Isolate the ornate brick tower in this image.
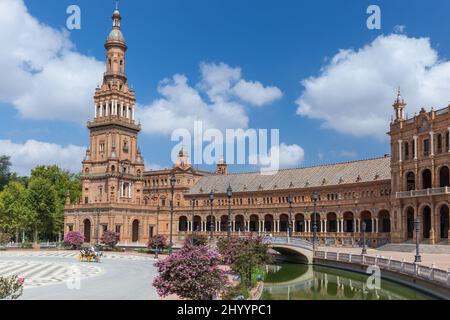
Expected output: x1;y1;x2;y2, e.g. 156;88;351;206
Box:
81;3;145;207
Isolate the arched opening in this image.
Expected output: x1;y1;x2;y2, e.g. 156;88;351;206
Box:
343;212;354;233
220;215;228;232
295;214;305;233
326;213;337;232
310;213;321;232
250;215;259;232
179;216;188;232
279;214;289;232
422;206;431;239
422;169;432;190
360;211;372;232
439;166;450;188
378;210;391;233
264;215;274;232
406;207;414;239
193;215;202;232
406;172;416;191
132;220;140;242
206;216;216;232
235;215;245;232
83;219;91;243
439;205;449;240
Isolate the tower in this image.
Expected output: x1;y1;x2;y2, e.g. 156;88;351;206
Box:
216;156;228;175
393;87;406;122
81;2;145;206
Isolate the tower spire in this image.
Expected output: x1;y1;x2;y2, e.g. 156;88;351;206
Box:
393;86;406;122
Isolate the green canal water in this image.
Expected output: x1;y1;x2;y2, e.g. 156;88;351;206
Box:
261;263;437;300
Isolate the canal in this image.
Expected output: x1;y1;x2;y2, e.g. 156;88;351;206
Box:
261;263;437;300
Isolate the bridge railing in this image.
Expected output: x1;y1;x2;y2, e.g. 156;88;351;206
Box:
315;250;450;288
268;237;313;250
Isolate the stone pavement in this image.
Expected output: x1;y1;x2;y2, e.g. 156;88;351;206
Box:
318;246;450;270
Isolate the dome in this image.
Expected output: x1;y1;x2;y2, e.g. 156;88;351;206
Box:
107;29;125;43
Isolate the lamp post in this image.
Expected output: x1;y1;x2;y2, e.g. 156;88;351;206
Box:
191;197;196;238
288;195;293;239
312;192;319;250
96;208;100;246
227;185;233;241
169;174;176;254
362;222;367;255
414;218;422;263
209;191;215;241
155;205;160;259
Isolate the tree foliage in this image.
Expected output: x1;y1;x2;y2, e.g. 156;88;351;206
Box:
0;275;24;300
153;243;228;300
101;231;120;248
64;231;85;250
219;236;272;287
0;156;12;192
147;235;167;250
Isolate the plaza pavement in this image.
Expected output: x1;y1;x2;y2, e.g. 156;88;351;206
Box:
318;246;450;270
0;251;159;300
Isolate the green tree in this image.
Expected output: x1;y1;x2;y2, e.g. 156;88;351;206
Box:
0;156;12;191
0;181;34;242
30;166;81;237
27;177;58;242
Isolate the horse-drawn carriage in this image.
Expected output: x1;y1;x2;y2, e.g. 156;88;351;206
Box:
79;247;103;263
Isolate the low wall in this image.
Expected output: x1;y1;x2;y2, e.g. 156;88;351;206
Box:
314;254;450;300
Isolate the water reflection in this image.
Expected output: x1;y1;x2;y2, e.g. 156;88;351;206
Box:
262;264;436;300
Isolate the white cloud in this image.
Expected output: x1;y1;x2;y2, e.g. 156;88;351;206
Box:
253;143;305;170
136;62;282;135
0;0;104;122
296;34;450;139
0;140;85;176
393;25;406;34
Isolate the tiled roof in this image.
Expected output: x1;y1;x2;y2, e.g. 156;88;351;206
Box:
188;156;391;195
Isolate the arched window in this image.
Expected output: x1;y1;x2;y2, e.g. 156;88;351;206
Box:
437;134;443;154
439;166;450;188
404;142;409;160
406;172;415;191
446;132;450;153
422;169;432;189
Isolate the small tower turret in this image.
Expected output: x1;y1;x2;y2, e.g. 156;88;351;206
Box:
393;87;407;122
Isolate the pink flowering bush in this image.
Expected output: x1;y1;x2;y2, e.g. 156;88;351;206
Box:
147;235;167;250
153;243;228;300
64;231;85;250
0;275;25;300
101;231;120;248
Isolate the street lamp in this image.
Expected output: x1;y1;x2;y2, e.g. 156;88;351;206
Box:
414;218;422;263
288;195;293;239
227;185;233;241
96;208;100;246
311;192;319;250
191;197;196;239
209;191;215;241
362;222;367;255
169;174;176;254
155;205;160;259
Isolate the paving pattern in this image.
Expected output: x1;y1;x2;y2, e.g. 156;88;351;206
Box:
0;251;154;261
0;260;103;288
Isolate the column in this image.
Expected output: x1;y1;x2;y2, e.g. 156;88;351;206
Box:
94;103;98;118
120;102;124;117
324;220;328;233
357;219;361;233
414;135;418;159
99;102;103;117
106;100;109;117
131;106;135;122
398;140;403;162
246;221;250;232
375;218;379;233
430;131;435;156
126;104;130;119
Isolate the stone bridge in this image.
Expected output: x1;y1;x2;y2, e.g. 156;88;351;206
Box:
265;237;314;264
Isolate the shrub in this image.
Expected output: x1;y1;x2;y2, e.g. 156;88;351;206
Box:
63;231;84;250
100;231;120;248
147;235;167;250
0;275;25;300
153;243;228;300
20;242;33;249
184;233;208;247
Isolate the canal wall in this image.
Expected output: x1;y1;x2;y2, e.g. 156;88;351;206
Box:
314;257;450;300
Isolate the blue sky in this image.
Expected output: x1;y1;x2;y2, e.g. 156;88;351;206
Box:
1;0;450;175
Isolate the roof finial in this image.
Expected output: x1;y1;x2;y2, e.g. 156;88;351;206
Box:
115;0;119;11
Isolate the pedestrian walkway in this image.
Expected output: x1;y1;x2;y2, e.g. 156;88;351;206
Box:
318;246;450;270
0;251;154;261
0;260;103;288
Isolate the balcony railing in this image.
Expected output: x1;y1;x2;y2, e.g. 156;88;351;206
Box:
396;187;450;199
